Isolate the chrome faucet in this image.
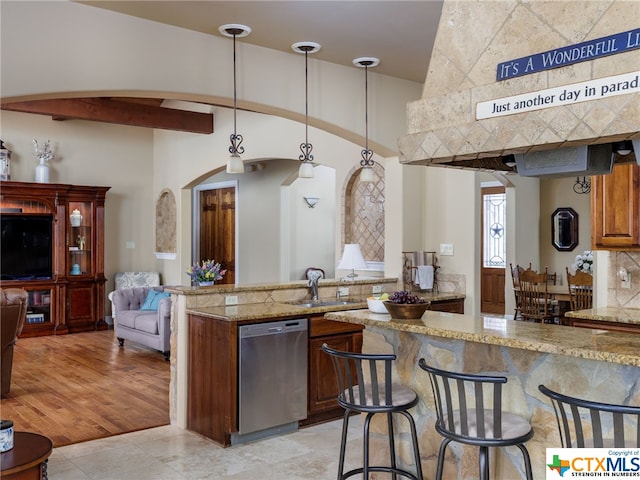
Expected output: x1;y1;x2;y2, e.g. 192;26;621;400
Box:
307;270;323;301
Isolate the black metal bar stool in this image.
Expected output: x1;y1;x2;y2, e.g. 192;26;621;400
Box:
322;343;423;480
539;384;640;448
418;359;534;480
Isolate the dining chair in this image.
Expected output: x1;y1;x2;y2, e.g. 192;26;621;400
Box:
518;267;556;323
539;384;640;448
565;268;593;311
510;263;531;320
419;359;533;480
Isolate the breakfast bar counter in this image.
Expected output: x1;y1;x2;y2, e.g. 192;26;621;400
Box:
325;309;640;479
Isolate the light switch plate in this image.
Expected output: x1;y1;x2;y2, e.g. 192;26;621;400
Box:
372;285;383;294
225;295;238;305
125;241;135;249
440;243;454;256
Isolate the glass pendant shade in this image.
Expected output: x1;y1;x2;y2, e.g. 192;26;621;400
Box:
226;153;244;174
298;161;314;178
359;166;375;182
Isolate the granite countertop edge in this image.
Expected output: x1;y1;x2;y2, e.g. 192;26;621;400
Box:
564;306;640;323
325;310;640;368
185;292;465;323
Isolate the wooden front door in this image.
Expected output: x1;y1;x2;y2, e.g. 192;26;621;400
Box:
480;186;506;314
199;187;235;284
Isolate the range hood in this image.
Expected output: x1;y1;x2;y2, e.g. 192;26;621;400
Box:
397;2;640;178
514;140;639;178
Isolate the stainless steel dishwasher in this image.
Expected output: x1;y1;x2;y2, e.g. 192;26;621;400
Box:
236;318;308;443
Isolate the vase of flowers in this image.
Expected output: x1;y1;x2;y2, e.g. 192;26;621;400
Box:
33;139;55;183
187;259;226;286
572;250;593;274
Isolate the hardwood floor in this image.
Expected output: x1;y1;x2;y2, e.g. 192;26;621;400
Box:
0;329;170;447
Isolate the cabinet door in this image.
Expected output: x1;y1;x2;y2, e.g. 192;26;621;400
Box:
308;332;362;417
66;283;95;332
592;164;640;250
67;201;94;276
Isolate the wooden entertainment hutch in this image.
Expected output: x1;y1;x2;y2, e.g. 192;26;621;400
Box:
0;181;110;337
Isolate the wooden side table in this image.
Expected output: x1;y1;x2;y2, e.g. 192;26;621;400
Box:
0;432;53;480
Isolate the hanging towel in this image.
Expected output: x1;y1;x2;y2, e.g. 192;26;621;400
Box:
412;251;427;266
416;265;434;290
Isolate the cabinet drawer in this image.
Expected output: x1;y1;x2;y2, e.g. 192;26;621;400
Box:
309;317;364;338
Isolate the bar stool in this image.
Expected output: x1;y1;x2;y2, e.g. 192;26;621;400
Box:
539;384;640;447
418;359;533;480
322;343;423;480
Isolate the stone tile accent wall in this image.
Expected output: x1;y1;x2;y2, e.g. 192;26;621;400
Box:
399;0;640;166
609;251;640;308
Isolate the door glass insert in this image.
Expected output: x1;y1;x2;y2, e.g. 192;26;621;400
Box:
483;192;506;268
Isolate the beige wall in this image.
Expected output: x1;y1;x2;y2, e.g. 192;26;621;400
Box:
1;111;157;297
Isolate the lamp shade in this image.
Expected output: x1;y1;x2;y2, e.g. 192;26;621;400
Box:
337;243;367;273
226;153;244;174
359;166;375;182
299;161;314;178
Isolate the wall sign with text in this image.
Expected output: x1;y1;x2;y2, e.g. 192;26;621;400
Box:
477;71;639;120
497;28;640;81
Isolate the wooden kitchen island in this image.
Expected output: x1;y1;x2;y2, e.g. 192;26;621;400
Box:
325;309;640;480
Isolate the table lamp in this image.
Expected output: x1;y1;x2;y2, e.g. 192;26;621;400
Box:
337;243;367;279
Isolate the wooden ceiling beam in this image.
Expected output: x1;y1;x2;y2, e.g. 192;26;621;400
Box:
1;98;213;134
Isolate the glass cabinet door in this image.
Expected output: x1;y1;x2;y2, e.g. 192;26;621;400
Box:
68;201;93;276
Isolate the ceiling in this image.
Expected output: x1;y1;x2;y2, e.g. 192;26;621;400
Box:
77;1;444;83
3;1;443;133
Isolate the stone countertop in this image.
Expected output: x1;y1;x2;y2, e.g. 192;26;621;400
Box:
185;292;465;323
564;307;640;323
325;309;640;367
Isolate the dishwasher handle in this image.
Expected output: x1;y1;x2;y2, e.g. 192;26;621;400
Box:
239;318;308;339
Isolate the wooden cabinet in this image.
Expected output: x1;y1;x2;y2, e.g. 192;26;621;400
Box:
429;298;464;314
304;316;363;426
591;163;640;250
0;181;110;336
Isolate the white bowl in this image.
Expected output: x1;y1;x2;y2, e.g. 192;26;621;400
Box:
367;297;389;314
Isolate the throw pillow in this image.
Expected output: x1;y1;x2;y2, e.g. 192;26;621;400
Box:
140;290;170;311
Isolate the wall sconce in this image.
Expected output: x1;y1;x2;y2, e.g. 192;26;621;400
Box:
303;196;319;208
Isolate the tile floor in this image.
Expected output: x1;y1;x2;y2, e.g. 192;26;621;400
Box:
48;419;364;480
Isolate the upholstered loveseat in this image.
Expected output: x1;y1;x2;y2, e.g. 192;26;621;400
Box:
112;286;171;360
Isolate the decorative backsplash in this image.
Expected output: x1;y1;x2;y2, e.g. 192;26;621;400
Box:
609;251;640;308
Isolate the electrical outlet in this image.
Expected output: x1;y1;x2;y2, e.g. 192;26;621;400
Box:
372;285;382;294
225;295;238;305
440;243;453;256
621;272;632;289
338;287;349;297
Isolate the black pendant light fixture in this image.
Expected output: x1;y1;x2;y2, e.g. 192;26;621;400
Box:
292;41;321;179
219;24;251;174
353;57;379;182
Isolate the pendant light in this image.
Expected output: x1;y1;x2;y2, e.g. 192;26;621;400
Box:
219;24;251;174
292;42;321;178
353;57;379;182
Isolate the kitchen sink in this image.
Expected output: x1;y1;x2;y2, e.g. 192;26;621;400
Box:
288;299;361;308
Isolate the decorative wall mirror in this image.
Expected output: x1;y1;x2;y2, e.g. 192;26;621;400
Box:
551;207;578;251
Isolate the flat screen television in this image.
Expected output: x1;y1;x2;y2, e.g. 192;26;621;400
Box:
0;215;53;280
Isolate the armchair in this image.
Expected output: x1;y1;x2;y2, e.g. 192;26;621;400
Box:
1;287;28;397
112;286;171;360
